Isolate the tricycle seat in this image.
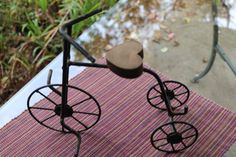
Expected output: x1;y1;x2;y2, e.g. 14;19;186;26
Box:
106;40;143;79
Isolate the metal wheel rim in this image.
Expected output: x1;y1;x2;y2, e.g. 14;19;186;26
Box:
27;84;101;133
151;121;198;153
147;80;190;110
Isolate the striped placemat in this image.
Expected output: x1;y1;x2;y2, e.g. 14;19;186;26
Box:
0;66;236;157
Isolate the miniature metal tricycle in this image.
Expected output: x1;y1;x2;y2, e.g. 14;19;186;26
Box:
27;8;198;156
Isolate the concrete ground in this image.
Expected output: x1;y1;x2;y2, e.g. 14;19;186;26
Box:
145;20;236;112
137;1;236;113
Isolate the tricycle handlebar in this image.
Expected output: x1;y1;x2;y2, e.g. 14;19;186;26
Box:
59;8;106;63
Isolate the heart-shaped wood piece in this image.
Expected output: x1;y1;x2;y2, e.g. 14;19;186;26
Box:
106;40;143;78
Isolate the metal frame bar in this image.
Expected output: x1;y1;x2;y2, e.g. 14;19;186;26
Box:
192;0;236;82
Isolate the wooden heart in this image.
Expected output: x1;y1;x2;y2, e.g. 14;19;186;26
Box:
106;40;143;79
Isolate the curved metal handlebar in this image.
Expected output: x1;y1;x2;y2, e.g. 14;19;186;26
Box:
59;8;106;63
143;68;188;117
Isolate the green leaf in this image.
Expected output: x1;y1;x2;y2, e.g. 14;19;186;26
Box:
38;0;48;13
11;55;31;71
25;13;42;36
1;76;9;84
214;0;221;5
35;54;55;68
32;46;42;58
101;0;117;8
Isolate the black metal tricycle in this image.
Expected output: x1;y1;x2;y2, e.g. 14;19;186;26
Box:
27;8;198;157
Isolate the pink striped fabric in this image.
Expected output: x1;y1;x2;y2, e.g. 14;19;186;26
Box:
0;66;236;157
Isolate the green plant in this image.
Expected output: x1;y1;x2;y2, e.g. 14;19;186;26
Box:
0;0;117;105
214;0;221;5
37;0;49;13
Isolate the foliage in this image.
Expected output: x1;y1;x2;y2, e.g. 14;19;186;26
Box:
0;0;117;104
214;0;221;5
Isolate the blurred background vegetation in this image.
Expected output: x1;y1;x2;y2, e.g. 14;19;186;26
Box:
0;0;117;105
